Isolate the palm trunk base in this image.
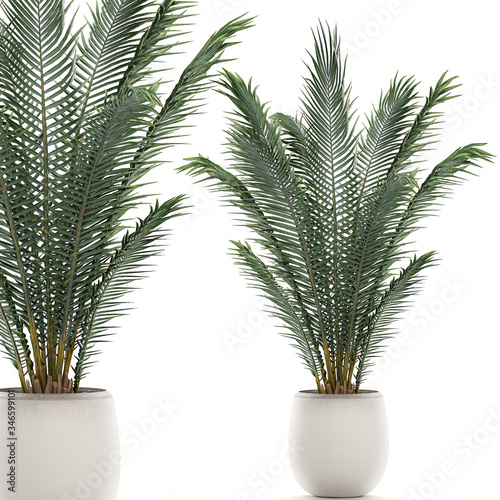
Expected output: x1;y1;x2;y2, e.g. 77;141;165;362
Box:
321;380;356;394
24;374;74;394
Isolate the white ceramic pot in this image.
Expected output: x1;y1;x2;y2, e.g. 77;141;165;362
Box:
289;390;389;498
0;388;120;500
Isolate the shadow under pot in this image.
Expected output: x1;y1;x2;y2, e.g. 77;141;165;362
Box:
289;390;389;498
0;388;120;500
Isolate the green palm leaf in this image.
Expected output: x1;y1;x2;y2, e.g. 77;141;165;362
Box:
0;0;252;393
182;23;492;394
232;240;324;391
355;251;437;389
73;196;185;390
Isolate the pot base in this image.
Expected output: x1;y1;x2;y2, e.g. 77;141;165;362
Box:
0;388;120;500
289;390;389;498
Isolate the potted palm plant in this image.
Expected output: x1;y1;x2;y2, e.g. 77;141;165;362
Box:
0;1;250;499
182;24;492;498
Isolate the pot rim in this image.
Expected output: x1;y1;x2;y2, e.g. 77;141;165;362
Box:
0;387;112;400
296;389;382;399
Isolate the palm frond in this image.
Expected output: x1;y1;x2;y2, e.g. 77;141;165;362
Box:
129;15;254;174
398;144;492;224
0;272;28;390
355;252;438;389
356;75;419;205
0;0;251;392
220;70;338;385
73;196;185;390
117;0;194;92
77;0;157;109
232;240;324;391
182;23;492;393
390;72;460;172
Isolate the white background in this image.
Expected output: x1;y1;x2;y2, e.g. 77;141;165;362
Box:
1;1;499;499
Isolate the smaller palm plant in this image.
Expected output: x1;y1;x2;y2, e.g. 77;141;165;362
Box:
182;24;492;394
0;0;251;393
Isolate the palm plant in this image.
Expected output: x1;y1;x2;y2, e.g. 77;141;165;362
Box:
0;0;251;393
182;24;492;394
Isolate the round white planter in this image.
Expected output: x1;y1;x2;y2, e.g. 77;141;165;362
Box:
0;388;120;500
289;390;389;498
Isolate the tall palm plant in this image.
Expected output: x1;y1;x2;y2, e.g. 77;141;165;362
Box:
0;0;251;393
182;24;492;394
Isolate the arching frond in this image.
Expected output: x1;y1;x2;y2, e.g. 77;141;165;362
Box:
0;0;252;392
181;23;492;393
